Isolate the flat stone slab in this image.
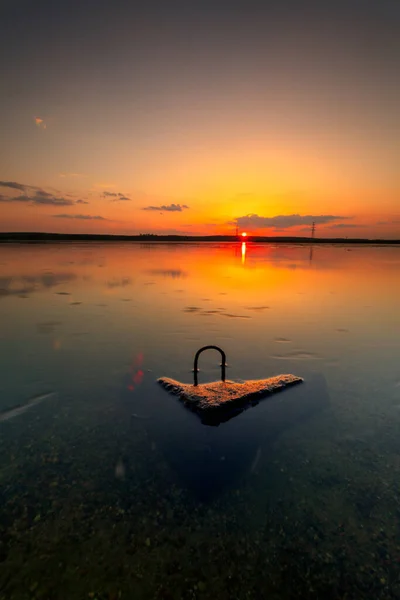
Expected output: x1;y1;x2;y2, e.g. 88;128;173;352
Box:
158;375;303;423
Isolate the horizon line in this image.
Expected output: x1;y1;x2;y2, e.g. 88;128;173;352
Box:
0;232;399;244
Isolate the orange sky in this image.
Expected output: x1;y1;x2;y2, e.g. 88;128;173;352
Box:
0;1;399;239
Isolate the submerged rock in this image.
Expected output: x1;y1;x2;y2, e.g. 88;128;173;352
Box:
158;375;303;425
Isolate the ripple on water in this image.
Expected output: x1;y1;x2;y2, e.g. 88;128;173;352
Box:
324;359;340;366
273;337;292;343
183;305;251;319
36;321;62;334
270;350;320;360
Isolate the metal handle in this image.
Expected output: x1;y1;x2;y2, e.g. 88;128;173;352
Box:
193;345;226;386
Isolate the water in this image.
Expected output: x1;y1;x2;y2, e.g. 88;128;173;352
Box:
0;242;399;599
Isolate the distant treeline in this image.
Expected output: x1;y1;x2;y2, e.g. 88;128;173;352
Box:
0;232;399;244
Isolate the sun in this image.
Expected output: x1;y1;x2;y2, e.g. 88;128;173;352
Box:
241;232;247;237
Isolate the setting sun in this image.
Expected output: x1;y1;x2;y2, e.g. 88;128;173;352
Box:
241;232;247;237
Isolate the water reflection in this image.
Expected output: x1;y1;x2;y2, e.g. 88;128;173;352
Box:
241;241;246;265
106;277;132;288
0;242;400;597
146;268;188;279
0;271;76;297
127;352;145;392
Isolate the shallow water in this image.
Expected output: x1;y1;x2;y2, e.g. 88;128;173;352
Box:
0;242;399;599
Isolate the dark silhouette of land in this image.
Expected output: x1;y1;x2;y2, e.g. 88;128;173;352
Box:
0;232;399;244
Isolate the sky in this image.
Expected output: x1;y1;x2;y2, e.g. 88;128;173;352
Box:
0;0;399;238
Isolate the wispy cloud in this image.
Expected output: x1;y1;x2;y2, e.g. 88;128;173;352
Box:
53;214;107;220
0;182;89;206
231;214;351;230
34;116;46;129
377;219;400;225
0;180;28;191
328;223;366;229
103;191;131;201
142;203;189;212
0;195;29;203
59;172;85;178
0;190;75;206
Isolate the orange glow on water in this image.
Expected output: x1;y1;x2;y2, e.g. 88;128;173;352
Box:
0;243;398;337
241;242;246;265
128;352;144;392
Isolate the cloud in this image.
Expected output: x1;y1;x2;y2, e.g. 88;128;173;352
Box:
232;214;351;230
328;223;366;229
142;203;189;212
59;173;84;178
12;190;75;206
0;180;28;191
377;220;400;225
35;190;52;198
53;214;107;220
34;194;75;206
0;188;88;206
35;116;46;129
0;194;27;203
103;191;131;201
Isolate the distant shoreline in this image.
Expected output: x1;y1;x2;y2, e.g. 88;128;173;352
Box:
0;232;399;245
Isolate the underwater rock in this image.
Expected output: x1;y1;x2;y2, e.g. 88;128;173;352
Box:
150;373;329;499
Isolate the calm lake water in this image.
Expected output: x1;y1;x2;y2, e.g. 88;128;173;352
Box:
0;242;399;599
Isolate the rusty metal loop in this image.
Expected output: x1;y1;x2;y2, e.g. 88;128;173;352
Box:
193;345;226;386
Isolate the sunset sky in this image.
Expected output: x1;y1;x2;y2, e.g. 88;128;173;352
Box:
0;0;399;238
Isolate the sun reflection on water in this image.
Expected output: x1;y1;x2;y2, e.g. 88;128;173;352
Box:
241;241;246;265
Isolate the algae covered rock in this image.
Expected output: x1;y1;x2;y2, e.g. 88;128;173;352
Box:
158;374;303;425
